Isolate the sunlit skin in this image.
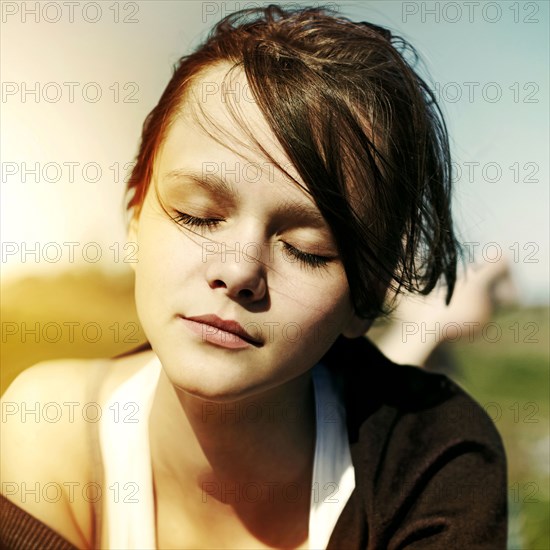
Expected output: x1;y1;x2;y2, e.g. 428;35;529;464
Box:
126;64;371;548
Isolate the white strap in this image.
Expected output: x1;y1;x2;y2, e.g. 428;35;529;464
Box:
309;363;356;549
98;357;161;549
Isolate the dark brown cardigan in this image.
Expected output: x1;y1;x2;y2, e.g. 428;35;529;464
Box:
0;336;507;549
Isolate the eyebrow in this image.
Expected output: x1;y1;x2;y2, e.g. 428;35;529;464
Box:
162;169;329;230
163;169;236;201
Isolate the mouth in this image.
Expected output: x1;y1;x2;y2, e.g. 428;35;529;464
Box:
179;314;264;348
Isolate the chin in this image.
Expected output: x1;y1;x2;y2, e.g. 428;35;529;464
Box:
162;356;270;404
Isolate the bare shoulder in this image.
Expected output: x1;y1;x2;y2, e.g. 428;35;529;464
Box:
0;351;153;548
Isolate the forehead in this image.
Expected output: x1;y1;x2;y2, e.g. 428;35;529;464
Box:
156;63;302;188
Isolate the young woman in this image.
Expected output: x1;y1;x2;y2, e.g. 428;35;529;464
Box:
1;5;507;549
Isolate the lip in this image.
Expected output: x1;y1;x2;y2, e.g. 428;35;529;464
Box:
179;314;264;349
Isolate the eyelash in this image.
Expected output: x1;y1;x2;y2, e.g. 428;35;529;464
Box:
173;212;331;270
282;243;330;269
173;212;223;229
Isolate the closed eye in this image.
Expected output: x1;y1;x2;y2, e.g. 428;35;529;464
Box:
283;242;331;269
173;212;333;270
173;212;224;229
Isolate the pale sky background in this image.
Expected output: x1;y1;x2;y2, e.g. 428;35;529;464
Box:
1;0;548;304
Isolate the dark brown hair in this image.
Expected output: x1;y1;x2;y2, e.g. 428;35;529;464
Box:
126;4;458;321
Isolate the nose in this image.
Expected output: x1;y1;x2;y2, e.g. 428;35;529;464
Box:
205;242;267;303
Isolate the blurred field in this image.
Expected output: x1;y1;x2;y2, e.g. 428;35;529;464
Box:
1;270;548;548
451;307;549;549
1;269;147;393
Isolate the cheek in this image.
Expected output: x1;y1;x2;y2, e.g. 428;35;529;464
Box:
136;214;203;278
274;271;352;345
133;217;190;318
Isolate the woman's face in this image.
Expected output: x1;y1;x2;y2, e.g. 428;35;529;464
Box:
130;65;369;401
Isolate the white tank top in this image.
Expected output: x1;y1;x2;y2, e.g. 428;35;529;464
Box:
98;356;355;549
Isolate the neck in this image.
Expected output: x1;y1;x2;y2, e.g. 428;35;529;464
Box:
149;365;316;499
